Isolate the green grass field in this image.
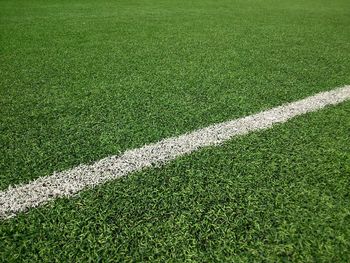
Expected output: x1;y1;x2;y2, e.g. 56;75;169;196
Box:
1;0;350;261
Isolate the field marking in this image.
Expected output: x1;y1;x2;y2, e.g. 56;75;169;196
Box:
1;85;350;219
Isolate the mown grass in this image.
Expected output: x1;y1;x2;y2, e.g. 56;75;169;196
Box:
1;0;350;189
1;100;350;262
1;0;350;261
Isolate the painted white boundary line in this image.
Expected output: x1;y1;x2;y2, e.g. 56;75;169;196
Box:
1;85;350;219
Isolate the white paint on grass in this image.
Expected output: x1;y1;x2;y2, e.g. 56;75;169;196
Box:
1;85;350;219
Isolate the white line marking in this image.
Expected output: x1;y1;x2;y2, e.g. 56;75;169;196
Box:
1;85;350;219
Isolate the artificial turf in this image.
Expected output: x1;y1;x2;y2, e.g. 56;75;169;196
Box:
1;0;350;261
1;100;350;262
1;0;350;189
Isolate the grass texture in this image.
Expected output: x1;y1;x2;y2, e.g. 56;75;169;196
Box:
1;100;350;262
1;0;350;261
1;0;350;189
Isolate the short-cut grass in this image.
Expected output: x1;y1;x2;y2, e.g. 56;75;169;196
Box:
1;0;350;261
1;100;350;262
1;0;350;189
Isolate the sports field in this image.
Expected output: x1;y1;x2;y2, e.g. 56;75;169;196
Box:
1;0;350;261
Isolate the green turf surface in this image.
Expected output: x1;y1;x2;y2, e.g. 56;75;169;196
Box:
1;0;350;260
1;0;350;189
1;101;350;262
